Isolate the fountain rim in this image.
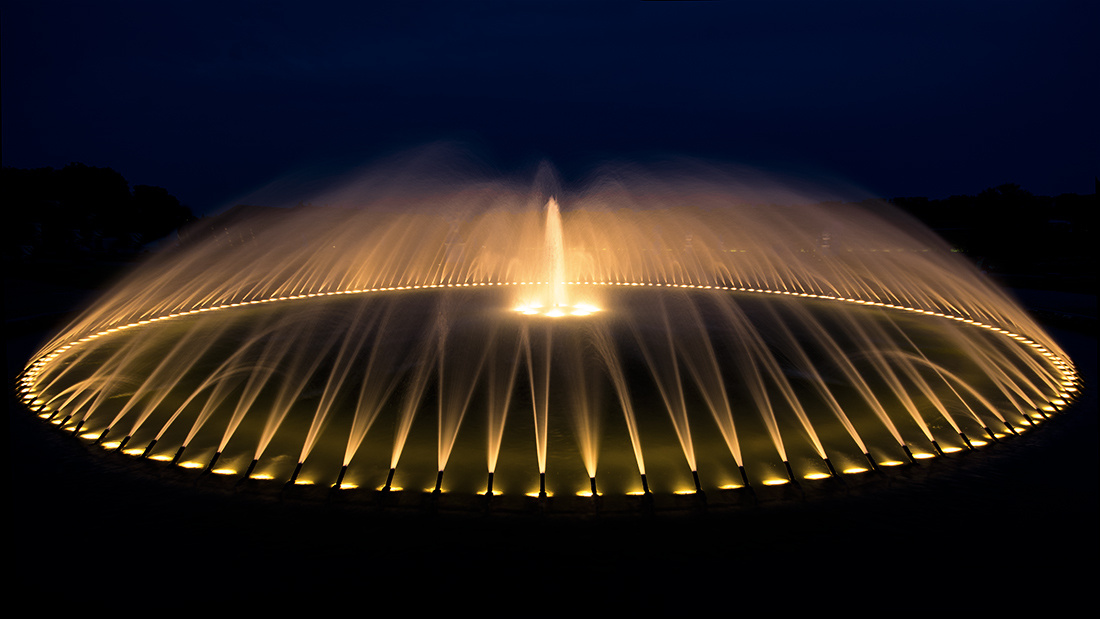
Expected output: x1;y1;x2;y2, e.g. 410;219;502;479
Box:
16;279;1082;507
22;279;1074;382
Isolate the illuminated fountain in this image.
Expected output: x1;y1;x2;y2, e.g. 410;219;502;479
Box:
17;164;1079;508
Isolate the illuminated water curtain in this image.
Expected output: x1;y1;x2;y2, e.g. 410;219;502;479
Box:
19;173;1077;500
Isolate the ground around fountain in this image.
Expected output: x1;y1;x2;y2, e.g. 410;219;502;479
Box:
7;273;1097;612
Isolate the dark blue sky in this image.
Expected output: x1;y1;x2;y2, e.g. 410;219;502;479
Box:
3;0;1097;214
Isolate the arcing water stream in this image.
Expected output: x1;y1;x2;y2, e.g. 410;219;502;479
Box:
18;166;1078;502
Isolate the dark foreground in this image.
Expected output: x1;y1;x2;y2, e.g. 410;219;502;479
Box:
9;314;1097;612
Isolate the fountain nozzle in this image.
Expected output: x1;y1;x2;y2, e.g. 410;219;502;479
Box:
141;439;158;458
864;452;879;472
204;451;221;473
783;460;796;483
902;445;917;464
288;461;303;484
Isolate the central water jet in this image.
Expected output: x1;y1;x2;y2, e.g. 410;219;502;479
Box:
17;161;1078;508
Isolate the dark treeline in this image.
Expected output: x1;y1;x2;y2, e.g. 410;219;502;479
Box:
888;183;1096;292
3;164;1094;294
4;163;193;263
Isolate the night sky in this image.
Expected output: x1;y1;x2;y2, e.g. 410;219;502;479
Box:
3;0;1097;215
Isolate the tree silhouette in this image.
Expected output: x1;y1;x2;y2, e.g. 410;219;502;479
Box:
3;163;193;261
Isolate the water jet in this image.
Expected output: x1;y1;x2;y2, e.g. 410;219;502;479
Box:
18;163;1078;513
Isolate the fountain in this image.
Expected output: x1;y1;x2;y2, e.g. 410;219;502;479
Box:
17;162;1079;510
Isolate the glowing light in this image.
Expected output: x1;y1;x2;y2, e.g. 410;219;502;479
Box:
179;461;203;469
843;467;868;474
18;165;1075;503
212;468;236;475
513;301;602;318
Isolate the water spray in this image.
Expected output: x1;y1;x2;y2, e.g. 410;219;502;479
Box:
17;163;1076;506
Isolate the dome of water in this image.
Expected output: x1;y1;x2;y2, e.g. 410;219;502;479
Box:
19;164;1078;509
